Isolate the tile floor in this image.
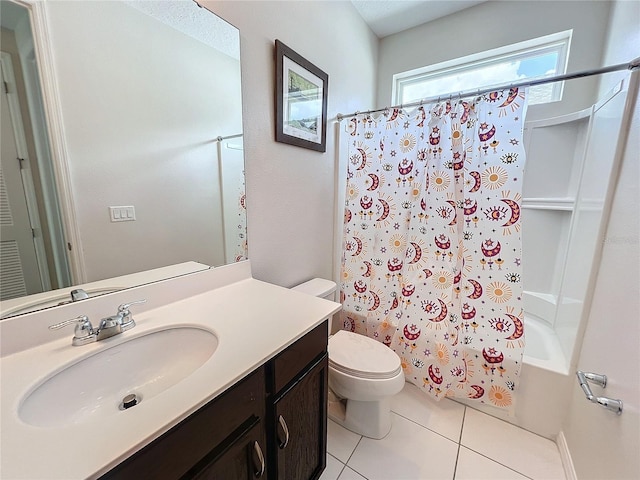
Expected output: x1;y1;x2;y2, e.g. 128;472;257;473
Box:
321;382;566;480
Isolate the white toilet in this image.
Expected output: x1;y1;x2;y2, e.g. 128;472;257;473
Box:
292;278;405;439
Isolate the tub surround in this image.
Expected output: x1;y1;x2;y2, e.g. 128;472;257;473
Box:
0;261;341;479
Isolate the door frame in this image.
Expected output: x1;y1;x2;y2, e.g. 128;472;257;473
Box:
1;51;50;291
15;0;86;284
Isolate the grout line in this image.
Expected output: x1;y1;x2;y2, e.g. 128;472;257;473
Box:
342;436;370;480
458;405;467;444
459;408;534;479
328;453;347;480
451;406;467;479
344;465;371;480
464;404;556;443
345;435;364;465
325;452;346;480
452;444;462;479
462;446;535;479
390;410;461;445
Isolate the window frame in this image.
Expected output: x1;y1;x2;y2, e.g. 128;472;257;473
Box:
392;30;572;106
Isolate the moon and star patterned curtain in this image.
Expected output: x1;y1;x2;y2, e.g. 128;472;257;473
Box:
339;88;528;409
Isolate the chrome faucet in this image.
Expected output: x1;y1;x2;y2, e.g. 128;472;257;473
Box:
70;288;90;301
49;300;146;346
56;288;90;306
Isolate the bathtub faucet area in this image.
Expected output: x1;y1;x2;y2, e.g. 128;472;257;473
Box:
576;370;623;414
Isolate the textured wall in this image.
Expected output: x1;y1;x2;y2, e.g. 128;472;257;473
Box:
204;1;378;287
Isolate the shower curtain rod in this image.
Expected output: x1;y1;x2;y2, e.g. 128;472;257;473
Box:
336;57;640;121
215;133;243;141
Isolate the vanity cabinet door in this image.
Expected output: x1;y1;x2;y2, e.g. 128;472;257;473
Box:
270;354;328;480
188;418;267;480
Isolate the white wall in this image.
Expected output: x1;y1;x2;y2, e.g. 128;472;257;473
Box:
377;0;611;121
203;1;378;287
45;1;242;281
561;1;640;478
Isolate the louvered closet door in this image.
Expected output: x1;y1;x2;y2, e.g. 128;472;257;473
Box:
0;61;41;300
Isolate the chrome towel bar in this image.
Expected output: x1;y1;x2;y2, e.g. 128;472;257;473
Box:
576;370;623;415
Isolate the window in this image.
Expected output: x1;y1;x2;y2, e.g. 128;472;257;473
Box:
393;30;572;106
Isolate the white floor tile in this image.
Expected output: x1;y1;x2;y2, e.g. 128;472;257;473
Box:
347;412;458;480
338;467;368;480
320;453;346;480
461;408;565;479
328;419;362;464
455;446;529;479
391;381;466;442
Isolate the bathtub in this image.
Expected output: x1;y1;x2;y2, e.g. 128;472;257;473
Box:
523;314;569;375
455;314;573;440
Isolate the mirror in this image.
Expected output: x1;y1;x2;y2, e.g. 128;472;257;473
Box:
0;0;246;318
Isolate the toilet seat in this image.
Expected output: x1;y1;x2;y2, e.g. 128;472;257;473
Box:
328;330;402;380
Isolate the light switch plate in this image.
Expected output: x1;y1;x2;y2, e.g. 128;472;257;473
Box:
109;206;136;222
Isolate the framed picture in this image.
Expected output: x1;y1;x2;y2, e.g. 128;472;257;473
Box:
275;40;328;152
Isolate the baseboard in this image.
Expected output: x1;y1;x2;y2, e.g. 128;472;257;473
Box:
557;431;577;480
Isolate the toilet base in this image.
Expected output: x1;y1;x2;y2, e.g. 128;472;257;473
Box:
328;394;393;439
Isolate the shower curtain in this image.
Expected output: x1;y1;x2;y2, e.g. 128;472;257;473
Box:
339;88;528;409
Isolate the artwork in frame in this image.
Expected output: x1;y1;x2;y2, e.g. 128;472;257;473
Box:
275;40;328;152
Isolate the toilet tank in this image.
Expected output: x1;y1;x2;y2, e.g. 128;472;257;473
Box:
291;278;336;300
292;278;338;334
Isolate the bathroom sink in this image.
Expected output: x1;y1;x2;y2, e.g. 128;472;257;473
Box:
19;327;218;428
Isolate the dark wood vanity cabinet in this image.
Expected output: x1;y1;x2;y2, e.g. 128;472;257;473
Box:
188;418;266;479
267;323;329;480
269;355;328;480
100;321;328;480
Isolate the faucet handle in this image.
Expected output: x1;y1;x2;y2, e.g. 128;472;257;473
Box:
49;315;96;345
118;299;147;314
49;315;93;332
118;299;146;331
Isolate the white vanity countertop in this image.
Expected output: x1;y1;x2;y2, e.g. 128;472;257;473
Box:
0;264;341;479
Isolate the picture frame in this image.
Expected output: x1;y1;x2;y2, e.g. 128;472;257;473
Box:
275;40;328;152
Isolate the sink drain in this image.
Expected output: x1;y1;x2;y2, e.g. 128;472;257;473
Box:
119;393;141;410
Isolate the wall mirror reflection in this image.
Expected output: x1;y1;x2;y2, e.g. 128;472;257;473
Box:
0;0;247;318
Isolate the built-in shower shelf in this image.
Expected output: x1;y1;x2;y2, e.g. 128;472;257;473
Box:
524;107;591;129
523;290;558;323
522;197;575;211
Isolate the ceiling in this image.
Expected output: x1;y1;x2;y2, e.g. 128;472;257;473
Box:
351;0;486;38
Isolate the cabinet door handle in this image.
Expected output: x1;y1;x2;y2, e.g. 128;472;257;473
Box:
277;414;290;449
252;440;265;478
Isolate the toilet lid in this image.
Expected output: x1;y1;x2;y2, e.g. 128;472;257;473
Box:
328;330;402;380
